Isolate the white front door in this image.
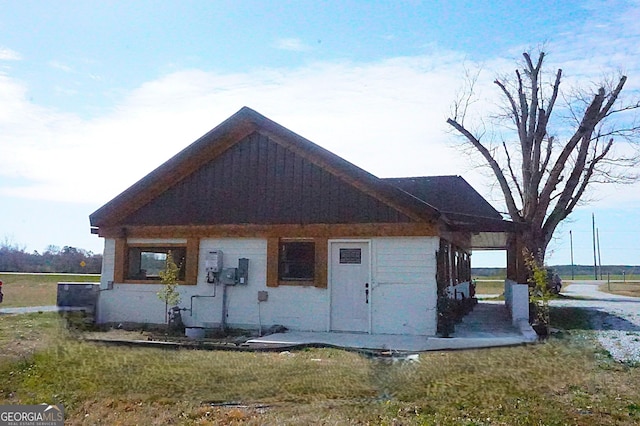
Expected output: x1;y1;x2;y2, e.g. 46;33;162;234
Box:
330;241;370;333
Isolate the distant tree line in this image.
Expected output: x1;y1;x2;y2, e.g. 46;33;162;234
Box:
472;265;639;278
0;243;102;274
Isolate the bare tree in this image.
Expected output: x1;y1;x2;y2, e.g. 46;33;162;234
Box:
447;51;640;265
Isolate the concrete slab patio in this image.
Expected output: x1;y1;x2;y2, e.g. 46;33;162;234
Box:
247;301;537;352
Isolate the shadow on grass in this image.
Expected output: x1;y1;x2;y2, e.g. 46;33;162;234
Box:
551;306;640;332
557;291;640;303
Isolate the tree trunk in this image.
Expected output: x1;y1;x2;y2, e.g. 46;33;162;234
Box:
521;228;549;264
516;225;553;283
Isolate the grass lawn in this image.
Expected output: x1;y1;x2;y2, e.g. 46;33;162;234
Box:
0;273;100;308
1;311;639;425
473;279;505;295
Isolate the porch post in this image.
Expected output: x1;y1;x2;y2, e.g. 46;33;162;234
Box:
506;234;517;281
507;232;527;284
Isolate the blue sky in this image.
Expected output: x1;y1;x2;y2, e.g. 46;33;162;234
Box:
1;0;639;267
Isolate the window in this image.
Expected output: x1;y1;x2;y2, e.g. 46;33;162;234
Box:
127;246;186;281
278;241;315;281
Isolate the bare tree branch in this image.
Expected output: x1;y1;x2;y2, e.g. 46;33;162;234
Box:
446;117;521;220
502;139;524;201
446;50;640;263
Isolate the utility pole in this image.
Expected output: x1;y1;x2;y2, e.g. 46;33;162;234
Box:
570;230;575;280
592;213;597;280
597;228;603;280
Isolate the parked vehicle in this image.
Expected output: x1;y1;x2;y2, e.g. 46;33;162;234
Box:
546;268;562;294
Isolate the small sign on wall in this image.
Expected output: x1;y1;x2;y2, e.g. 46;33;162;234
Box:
339;248;361;264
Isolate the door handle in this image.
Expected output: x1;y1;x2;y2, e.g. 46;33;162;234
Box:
365;282;369;304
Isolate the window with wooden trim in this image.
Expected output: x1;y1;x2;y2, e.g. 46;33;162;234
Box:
114;239;199;285
267;237;327;288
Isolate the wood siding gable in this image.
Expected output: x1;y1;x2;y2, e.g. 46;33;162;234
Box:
123;132;413;225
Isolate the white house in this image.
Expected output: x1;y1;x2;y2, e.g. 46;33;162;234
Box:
90;107;519;336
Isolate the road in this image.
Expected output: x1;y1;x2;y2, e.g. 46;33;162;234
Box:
0;305;85;315
553;281;640;363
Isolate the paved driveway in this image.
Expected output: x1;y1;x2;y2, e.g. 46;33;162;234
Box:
553;281;640;363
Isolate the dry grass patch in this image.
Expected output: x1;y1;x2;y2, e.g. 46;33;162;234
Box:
2;311;640;424
599;282;640;298
473;279;505;295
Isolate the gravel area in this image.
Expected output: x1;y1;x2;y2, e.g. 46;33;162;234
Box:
552;281;640;363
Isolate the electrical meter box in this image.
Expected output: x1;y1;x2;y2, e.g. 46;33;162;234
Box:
237;258;249;285
221;268;237;286
205;250;223;273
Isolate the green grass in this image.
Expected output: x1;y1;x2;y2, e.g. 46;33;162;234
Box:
0;273;100;307
0;312;64;365
1;311;640;424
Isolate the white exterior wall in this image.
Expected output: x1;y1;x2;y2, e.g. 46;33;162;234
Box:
98;238;192;325
97;236;439;335
199;238;329;331
97;238;329;331
370;237;439;335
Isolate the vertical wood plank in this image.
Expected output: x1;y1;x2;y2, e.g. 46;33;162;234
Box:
314;237;328;288
114;238;126;283
266;237;280;287
186;238;200;285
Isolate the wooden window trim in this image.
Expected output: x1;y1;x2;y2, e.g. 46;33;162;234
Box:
114;239;199;285
267;237;327;288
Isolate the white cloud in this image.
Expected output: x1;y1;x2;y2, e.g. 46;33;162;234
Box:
0;47;21;61
0;51;484;205
2;3;640;214
273;37;312;52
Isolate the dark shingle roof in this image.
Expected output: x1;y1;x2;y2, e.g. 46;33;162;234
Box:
384;176;520;232
383;176;503;220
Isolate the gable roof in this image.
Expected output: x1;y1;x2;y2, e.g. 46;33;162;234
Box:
384;176;520;232
90;107;442;231
383;176;502;219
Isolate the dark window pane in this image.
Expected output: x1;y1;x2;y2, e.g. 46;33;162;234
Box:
279;242;315;280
